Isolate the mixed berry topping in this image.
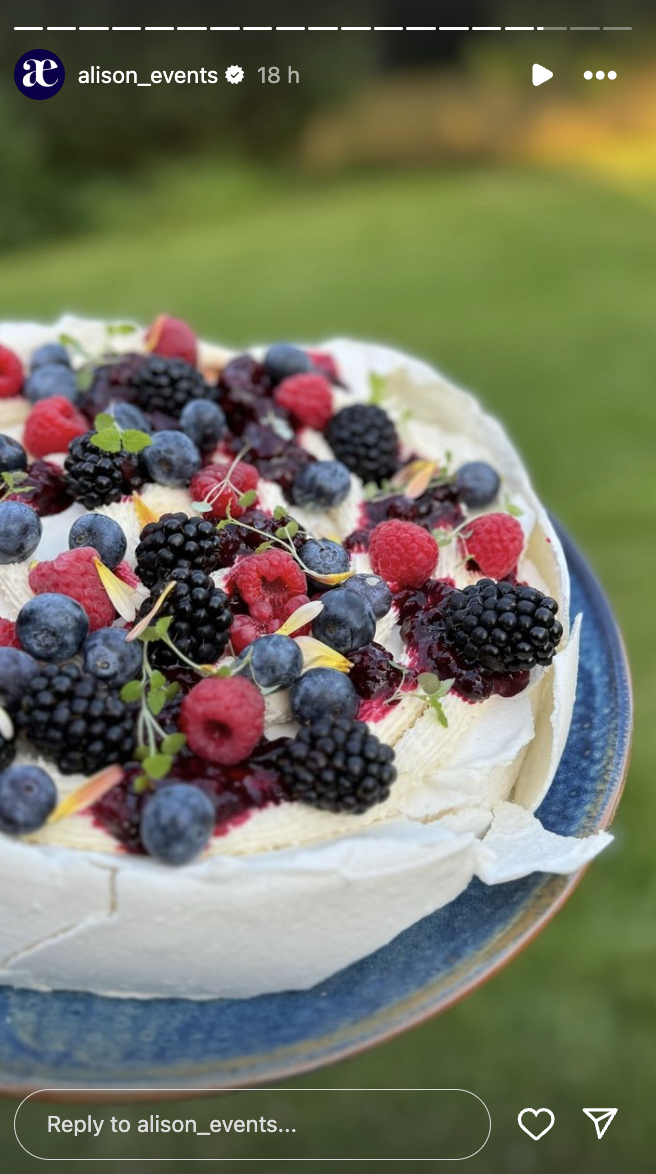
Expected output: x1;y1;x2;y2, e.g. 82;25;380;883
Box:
0;320;567;866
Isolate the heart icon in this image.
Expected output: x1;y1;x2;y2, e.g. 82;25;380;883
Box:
517;1108;555;1140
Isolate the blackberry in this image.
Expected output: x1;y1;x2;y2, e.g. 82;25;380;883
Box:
135;512;222;588
276;715;396;814
137;567;233;670
64;431;145;510
443;579;564;675
17;662;136;776
78;353;146;425
131;355;214;419
231;422;315;499
326;404;398;485
0;729;16;773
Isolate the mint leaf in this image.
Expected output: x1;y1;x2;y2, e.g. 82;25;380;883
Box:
273;505;287;521
138;625;161;643
122;429;152;454
120;679;143;703
149;670;167;691
90;427;121;454
417;672;441;696
133;774;150;793
155;616;173;639
164;681;180;701
193;501;213;513
94;413;115;431
254;540;274;553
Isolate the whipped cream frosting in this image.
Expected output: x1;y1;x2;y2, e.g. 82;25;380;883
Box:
0;317;611;998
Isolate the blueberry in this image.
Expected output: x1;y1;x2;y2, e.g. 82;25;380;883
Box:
299;538;350;579
24;363;78;404
83;627;143;686
234;633;303;692
0;434;28;474
0;501;42;565
311;588;376;654
110;401;151;433
342;573;393;620
291;667;359;725
180;398;227;453
142;430;201;488
455;461;500;508
140;783;215;865
264;342;312;385
30;342;71;370
69;513;127;569
0;648;39;712
0;765;57;836
16;593;89;661
291;460;351;509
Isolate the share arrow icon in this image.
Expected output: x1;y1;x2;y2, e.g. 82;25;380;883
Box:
583;1108;618;1139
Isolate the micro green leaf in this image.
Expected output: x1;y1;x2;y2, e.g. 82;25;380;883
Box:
161;732;187;756
142;753;173;781
120;679;143;704
237;489;257;509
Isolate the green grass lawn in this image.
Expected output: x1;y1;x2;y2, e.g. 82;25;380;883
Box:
0;163;654;1171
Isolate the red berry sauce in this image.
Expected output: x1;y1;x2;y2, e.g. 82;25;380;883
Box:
396;579;529;703
91;738;291;853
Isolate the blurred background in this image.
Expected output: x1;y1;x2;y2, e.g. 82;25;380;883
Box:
0;1;654;1169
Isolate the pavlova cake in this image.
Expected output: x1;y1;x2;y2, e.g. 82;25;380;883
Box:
0;315;611;999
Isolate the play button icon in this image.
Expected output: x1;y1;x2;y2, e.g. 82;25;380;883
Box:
532;63;553;86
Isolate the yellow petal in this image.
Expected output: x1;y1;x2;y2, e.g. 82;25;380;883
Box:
295;636;352;673
391;459;437;493
94;559;140;622
276;600;324;636
125;580;176;642
404;463;439;500
306;568;354;586
133;492;159;528
49;765;124;823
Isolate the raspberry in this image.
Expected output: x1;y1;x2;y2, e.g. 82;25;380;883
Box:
307;350;340;383
24;396;88;459
145;315;198;367
369;519;438;588
180;677;265;765
0;345;23;398
114;561;140;589
230;614;265;654
0;619;21;648
274;373;333;431
189;461;259;520
234;549;306;626
28;547;116;631
463;513;524;580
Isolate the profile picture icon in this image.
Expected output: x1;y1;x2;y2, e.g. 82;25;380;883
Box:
14;49;65;99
